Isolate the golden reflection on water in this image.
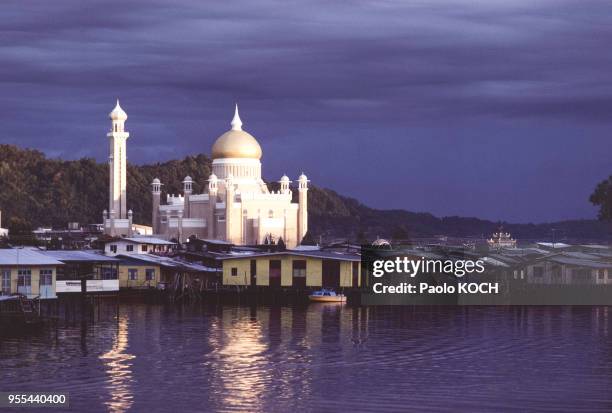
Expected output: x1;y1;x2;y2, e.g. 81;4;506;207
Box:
99;315;135;413
206;307;269;410
204;304;369;410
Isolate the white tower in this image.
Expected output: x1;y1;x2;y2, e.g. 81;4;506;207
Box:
108;100;129;219
151;178;162;233
279;175;291;194
298;173;309;243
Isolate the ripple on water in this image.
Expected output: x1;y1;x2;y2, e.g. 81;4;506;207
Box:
2;303;612;412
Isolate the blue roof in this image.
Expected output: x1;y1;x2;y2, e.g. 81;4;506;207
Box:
39;250;119;263
0;249;64;266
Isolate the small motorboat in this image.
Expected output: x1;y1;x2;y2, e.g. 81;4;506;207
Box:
308;289;346;303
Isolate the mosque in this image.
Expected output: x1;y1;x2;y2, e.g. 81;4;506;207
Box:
103;101;308;248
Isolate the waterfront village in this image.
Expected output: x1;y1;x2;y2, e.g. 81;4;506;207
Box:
0;102;611;319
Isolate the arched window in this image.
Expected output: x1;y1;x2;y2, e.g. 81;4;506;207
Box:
114;124;118;132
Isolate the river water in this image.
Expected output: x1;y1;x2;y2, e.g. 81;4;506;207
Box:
2;301;612;412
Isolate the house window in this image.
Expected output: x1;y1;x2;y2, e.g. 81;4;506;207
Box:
141;245;148;252
17;269;31;287
218;215;225;222
126;245;134;252
552;266;562;282
146;269;155;281
572;268;590;284
1;270;10;295
598;269;605;280
128;269;138;280
231;267;238;276
292;260;307;278
110;245;118;253
101;267;117;280
533;267;544;278
40;269;53;285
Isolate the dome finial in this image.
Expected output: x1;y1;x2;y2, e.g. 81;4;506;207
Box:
231;103;243;131
109;99;127;120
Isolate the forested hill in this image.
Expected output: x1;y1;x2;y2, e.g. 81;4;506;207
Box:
0;144;609;241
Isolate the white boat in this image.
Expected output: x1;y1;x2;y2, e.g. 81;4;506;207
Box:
308;289;346;303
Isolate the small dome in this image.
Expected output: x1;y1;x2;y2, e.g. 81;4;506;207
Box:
372;238;391;247
152;178;161;184
209;173;218;180
109;99;127;121
183;175;193;182
211;105;262;160
280;175;290;182
298;173;308;181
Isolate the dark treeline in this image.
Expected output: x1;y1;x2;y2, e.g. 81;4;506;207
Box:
0;144;609;241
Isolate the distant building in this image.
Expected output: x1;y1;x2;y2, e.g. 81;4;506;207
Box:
150;105;308;247
0;249;63;299
33;224;102;249
103;237;176;257
527;251;611;285
220;250;361;289
487;228;517;249
39;250;120;294
115;255;161;289
101;101;309;247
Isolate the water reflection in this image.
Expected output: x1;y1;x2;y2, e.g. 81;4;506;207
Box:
205;306;269;411
3;302;612;412
99;315;135;412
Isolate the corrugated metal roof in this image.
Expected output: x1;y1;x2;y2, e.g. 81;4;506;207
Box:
117;254;218;272
562;252;601;260
0;249;64;266
40;250;120;262
122;237;176;245
481;257;510;268
548;256;610;269
536;242;571;249
219;250;361;262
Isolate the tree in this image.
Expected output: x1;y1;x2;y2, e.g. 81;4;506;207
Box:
277;237;286;251
300;231;316;246
8;217;32;235
391;225;410;243
356;229;368;245
590;175;612;221
7;216;37;246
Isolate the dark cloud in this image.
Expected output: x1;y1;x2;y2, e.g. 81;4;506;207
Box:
0;0;611;222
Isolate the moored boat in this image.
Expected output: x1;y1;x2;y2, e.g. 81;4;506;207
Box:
308;289;346;303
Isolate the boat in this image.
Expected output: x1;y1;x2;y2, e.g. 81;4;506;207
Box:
308;289;346;303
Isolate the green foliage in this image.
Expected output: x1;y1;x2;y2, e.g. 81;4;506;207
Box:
0;144;607;242
590;175;612;221
0;144;211;228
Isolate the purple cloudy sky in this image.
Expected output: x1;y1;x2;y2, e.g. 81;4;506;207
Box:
1;0;611;223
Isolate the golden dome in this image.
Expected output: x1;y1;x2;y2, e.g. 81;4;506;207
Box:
211;130;262;159
211;105;262;160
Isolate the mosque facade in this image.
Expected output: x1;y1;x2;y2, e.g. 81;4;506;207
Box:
103;102;308;248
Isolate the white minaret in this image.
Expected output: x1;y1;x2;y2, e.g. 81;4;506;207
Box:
151;178;161;233
108;100;129;219
279;175;291;194
298;173;309;243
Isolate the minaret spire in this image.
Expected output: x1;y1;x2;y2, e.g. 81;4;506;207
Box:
231;103;243;131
